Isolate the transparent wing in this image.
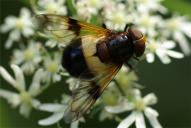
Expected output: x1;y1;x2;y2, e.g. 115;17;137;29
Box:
63;64;122;123
36;14;112;45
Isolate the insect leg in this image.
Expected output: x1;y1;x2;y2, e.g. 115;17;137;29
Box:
133;56;140;61
126;63;133;70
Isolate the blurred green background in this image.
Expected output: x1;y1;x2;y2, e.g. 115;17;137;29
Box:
0;0;191;128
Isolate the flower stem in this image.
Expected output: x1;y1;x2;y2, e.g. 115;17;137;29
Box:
66;0;77;16
113;79;126;97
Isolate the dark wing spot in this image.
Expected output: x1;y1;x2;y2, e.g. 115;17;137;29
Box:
68;18;81;36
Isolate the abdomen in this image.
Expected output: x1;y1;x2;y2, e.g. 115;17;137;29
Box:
61;38;94;79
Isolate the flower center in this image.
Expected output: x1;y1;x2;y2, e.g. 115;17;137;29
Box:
147;42;159;52
16;19;24;30
139;0;149;4
47;3;58;13
20;91;32;105
103;93;118;106
135;99;145;111
24;49;35;61
47;62;58;73
89;0;100;7
141;17;151;27
168;19;179;31
113;13;125;24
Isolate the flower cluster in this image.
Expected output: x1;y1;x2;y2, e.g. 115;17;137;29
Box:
0;65;42;117
33;0;67;15
0;0;191;128
0;8;35;48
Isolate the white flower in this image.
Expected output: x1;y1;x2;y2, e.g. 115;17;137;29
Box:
164;16;191;55
43;53;62;83
115;66;138;87
146;40;184;64
99;109;115;121
104;3;129;30
45;39;66;48
0;65;45;117
76;0;106;21
101;82;121;106
0;8;35;48
66;77;80;91
38;95;84;127
12;42;42;74
134;14;162;38
135;0;167;14
36;0;67;15
105;90;162;128
38;103;67;126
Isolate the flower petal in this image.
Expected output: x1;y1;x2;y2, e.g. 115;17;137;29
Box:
9;29;20;41
143;93;157;106
144;107;162;128
162;41;176;49
5;38;14;49
156;49;171;64
117;112;136;128
11;64;26;91
0;16;16;33
0;24;11;33
38;103;66;112
31;99;41;108
28;68;44;96
0;89;21;107
19;103;32;118
22;27;34;37
38;113;64;126
146;53;155;63
0;89;16;99
174;31;191;55
133;89;142;100
182;23;191;39
166;50;184;59
0;66;17;87
144;107;159;117
53;74;61;82
135;112;146;128
99;110;113;121
20;8;31;18
105;102;134;114
70;120;79;128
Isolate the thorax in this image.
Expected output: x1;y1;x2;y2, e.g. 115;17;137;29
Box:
96;32;134;63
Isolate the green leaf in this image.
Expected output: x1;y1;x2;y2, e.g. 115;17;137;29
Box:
66;0;77;16
163;0;191;18
20;0;31;7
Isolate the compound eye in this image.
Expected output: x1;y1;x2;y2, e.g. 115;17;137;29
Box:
134;36;146;57
128;28;143;41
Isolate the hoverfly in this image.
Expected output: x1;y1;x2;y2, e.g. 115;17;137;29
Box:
36;14;146;122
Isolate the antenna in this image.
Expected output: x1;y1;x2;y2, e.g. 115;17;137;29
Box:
124;23;135;31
